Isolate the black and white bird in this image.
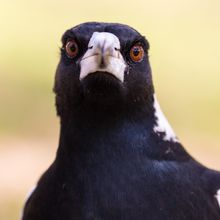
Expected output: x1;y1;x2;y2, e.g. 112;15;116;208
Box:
22;22;220;220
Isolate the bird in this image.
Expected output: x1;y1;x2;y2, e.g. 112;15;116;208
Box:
21;22;220;220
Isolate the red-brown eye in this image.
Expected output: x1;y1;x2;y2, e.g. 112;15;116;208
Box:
65;40;79;58
130;44;144;62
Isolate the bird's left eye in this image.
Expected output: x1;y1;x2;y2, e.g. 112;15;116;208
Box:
65;40;79;58
130;44;144;62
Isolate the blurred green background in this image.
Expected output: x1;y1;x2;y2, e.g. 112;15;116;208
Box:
0;0;220;219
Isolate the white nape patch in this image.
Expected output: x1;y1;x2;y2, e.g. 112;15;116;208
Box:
20;185;37;220
153;95;179;142
80;32;126;82
25;185;36;201
215;189;220;208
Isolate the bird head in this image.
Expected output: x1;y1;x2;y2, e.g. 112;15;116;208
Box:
54;22;154;117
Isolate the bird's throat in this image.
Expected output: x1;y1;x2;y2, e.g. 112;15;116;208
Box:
57;103;155;155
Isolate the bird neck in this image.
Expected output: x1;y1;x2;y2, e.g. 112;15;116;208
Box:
56;95;154;152
55;94;189;163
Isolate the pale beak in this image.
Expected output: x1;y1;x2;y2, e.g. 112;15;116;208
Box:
80;32;126;82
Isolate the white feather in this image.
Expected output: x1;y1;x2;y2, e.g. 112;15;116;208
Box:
20;185;36;219
153;95;179;142
215;189;220;208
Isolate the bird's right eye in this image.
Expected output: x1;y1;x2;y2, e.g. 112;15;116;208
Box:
65;40;79;58
130;44;144;62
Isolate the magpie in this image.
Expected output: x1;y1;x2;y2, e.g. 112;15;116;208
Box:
22;22;220;220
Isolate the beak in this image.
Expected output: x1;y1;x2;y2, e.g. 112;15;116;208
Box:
80;32;126;82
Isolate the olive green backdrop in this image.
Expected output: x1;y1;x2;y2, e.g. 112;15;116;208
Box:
0;0;219;219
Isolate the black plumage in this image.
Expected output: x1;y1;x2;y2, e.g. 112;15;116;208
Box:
22;22;220;220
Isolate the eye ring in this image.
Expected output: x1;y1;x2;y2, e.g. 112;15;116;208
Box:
130;44;144;62
65;40;79;58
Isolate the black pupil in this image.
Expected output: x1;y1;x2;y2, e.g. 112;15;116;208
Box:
70;43;76;52
133;47;140;56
